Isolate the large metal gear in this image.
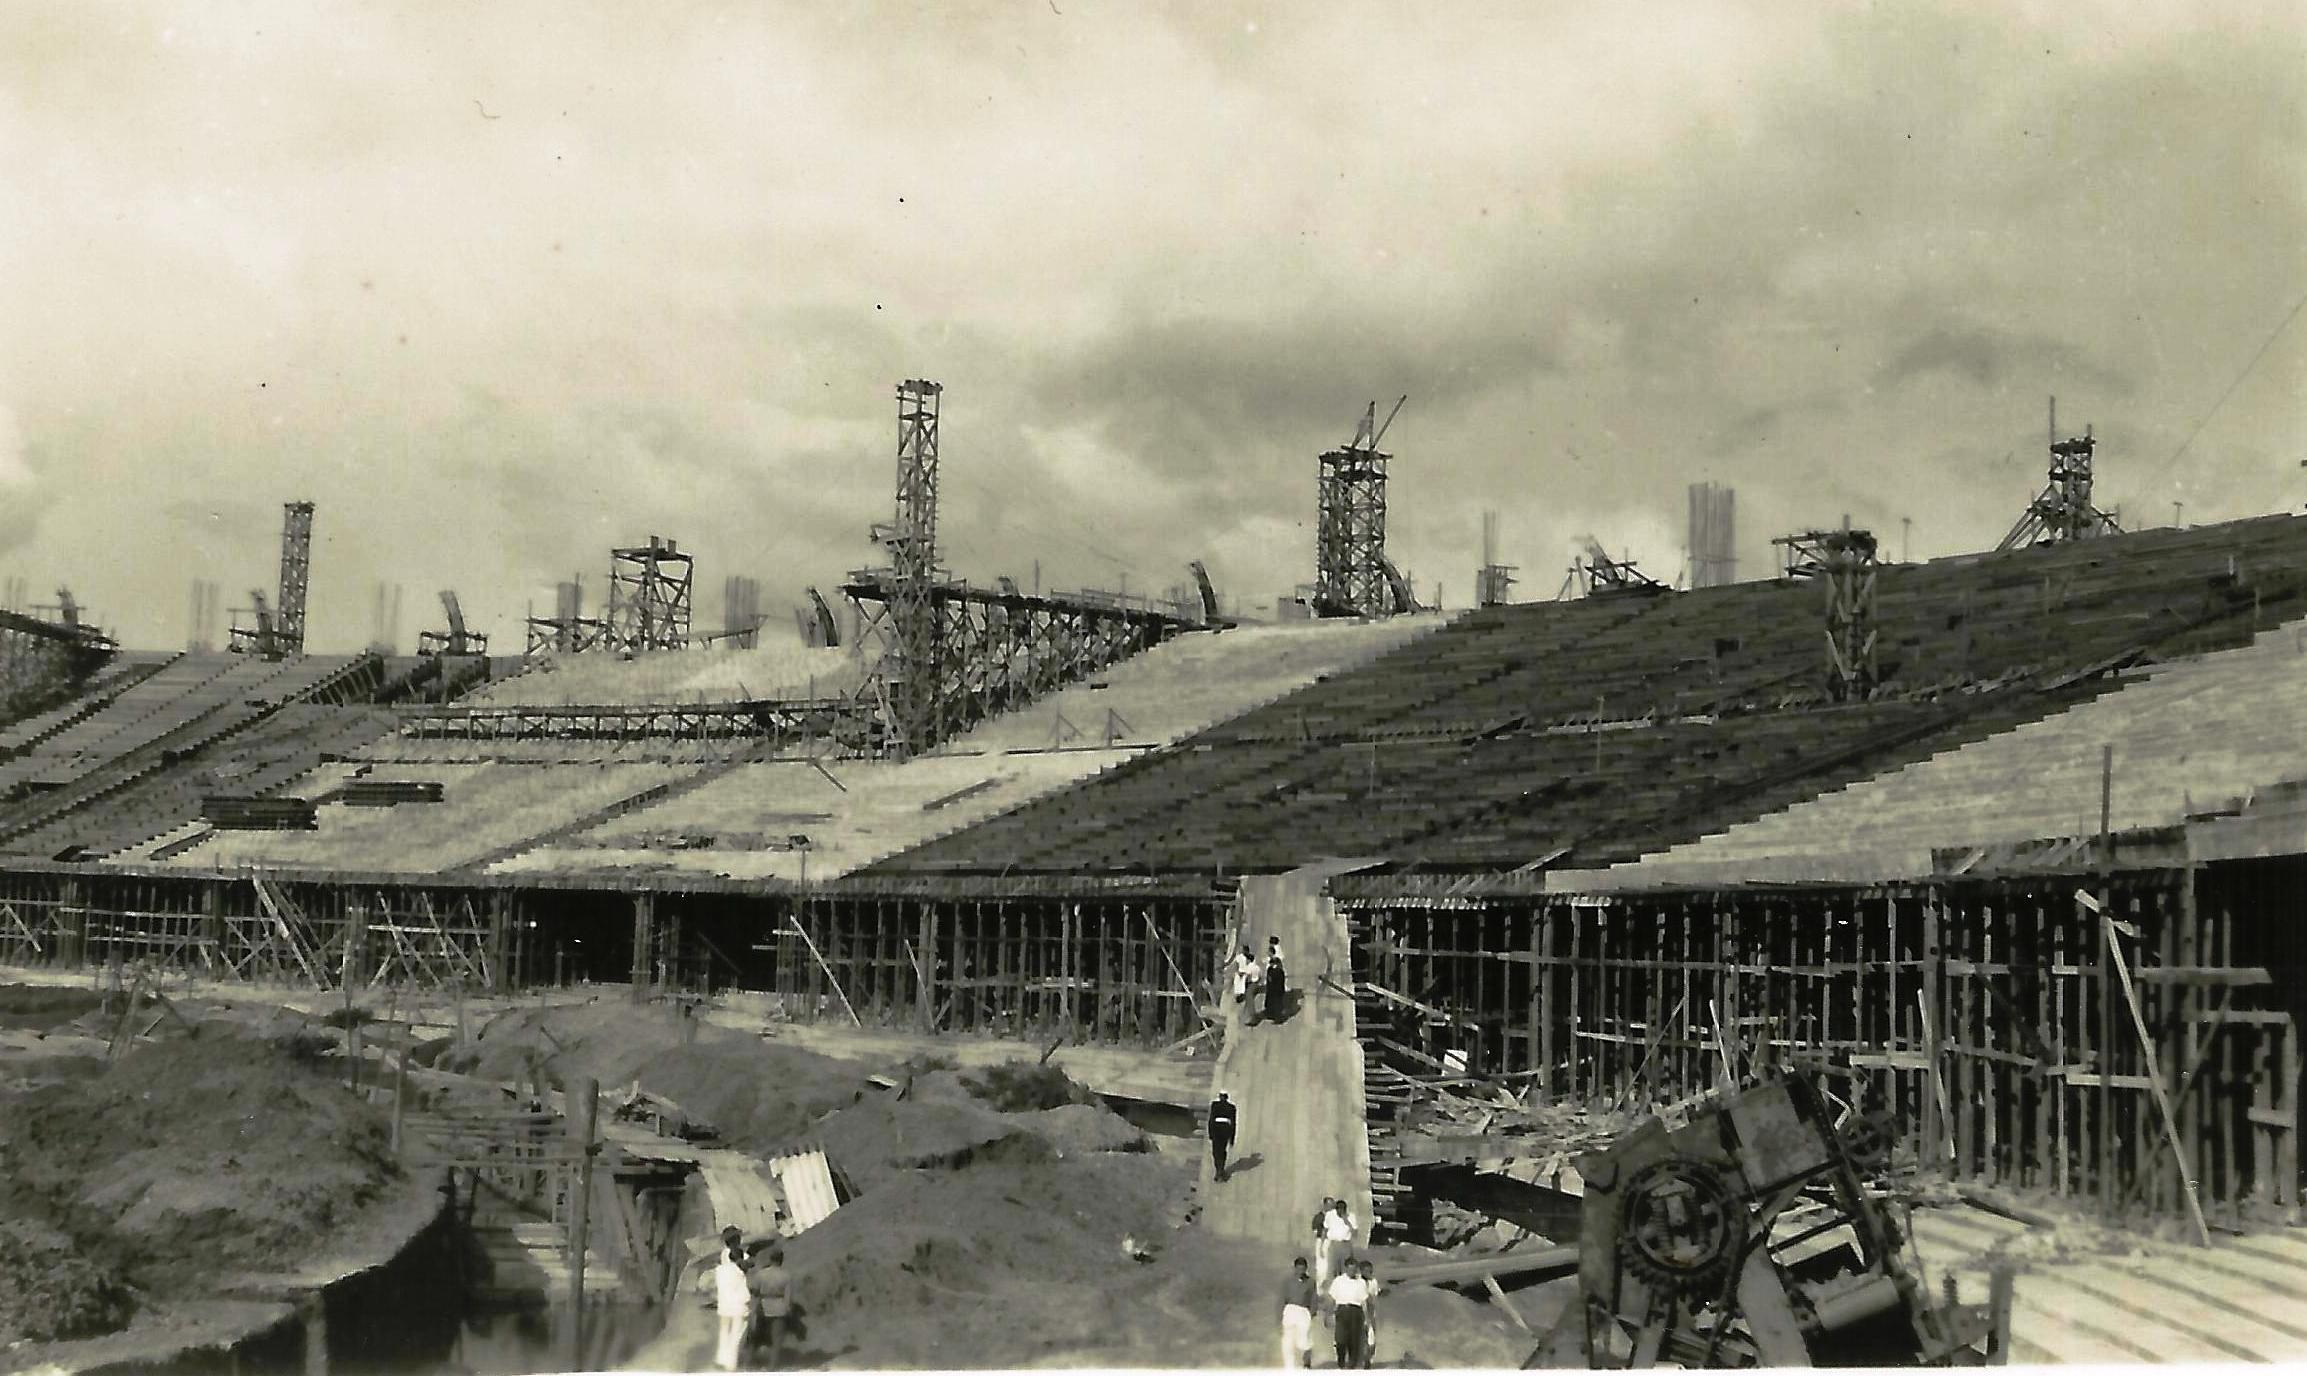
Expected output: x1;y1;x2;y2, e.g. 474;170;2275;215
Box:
1615;1157;1745;1295
1838;1110;1898;1173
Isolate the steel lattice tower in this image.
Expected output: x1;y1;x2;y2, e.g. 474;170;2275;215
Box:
1997;398;2122;551
883;380;945;750
274;501;314;656
1774;523;1879;701
606;537;693;651
1315;402;1397;617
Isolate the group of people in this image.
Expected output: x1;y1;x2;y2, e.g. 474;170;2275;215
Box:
1218;932;1380;1366
708;1226;794;1372
1232;934;1290;1025
1280;1197;1380;1369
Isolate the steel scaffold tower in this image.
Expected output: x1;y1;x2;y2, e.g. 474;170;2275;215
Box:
1999;397;2123;551
1314;399;1403;618
1774;523;1879;701
841;380;1198;758
863;379;947;753
273;501;314;656
605;537;693;652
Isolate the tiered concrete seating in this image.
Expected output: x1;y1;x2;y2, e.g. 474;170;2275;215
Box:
0;657;386;858
1602;617;2307;881
479;618;1439;879
877;514;2307;876
490;749;1138;881
0;654;175;754
469;643;863;707
7;704;404;860
179;760;703;873
941;616;1443;753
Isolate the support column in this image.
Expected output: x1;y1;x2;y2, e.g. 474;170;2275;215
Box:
630;893;655;1001
201;881;223;976
59;878;86;971
343;893;369;989
916;902;938;1032
489;893;513;995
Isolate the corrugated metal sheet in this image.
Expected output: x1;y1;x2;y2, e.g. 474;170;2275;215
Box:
768;1149;839;1232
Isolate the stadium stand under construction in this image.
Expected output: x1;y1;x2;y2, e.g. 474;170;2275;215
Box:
5;409;2307;1252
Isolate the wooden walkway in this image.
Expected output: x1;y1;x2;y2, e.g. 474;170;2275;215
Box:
1201;866;1373;1264
1909;1203;2307;1364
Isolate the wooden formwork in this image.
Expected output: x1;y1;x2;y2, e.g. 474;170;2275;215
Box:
0;866;1232;1053
768;893;1227;1049
1341;864;2302;1225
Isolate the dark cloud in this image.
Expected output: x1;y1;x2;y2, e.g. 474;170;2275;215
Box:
0;2;2300;646
1877;325;2132;393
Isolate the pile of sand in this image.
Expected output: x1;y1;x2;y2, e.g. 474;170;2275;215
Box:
450;1000;871;1150
782;1155;1188;1366
814;1097;1055;1192
0;1033;399;1344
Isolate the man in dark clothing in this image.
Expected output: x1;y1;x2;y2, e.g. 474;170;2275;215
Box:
745;1241;793;1368
1207;1090;1239;1182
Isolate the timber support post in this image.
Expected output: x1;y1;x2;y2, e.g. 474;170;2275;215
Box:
630;893;654;1001
568;1075;600;1310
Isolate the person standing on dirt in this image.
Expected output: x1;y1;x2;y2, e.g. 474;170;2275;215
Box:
747;1240;793;1368
1263;935;1288;1024
1280;1255;1318;1369
1327;1254;1372;1369
1207;1090;1239;1182
712;1242;753;1372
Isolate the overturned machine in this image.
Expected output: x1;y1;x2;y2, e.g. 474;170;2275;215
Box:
1532;1073;2012;1368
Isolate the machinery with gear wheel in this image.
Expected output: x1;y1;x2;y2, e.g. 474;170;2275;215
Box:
1529;1072;2013;1368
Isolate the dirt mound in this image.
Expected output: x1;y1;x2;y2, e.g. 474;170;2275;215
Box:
896;1066;980;1105
815;1097;1054;1193
1018;1102;1152;1156
451;1001;868;1150
0;1220;134;1344
783;1156;1180;1365
0;983;105;1032
0;1033;399;1344
960;1059;1098;1112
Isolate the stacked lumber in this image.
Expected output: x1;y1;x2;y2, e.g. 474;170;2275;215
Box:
201;795;318;830
336;778;446;806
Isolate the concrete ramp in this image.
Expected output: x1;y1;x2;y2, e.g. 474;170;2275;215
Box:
1202;864;1374;1264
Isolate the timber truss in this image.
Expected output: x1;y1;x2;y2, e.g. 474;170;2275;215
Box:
397;695;880;751
840;574;1196;756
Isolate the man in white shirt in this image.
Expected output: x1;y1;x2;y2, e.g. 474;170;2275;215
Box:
1328;1258;1372;1369
712;1244;753;1371
1317;1198;1356;1286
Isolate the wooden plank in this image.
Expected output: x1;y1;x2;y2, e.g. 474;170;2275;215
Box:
1377;1244;1578;1288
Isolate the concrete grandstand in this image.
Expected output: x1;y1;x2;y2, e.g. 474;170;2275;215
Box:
3;510;2306;1259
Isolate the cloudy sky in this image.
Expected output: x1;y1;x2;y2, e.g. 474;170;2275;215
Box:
2;1;2302;652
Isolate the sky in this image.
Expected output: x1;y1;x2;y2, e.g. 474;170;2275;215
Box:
1;1;2302;652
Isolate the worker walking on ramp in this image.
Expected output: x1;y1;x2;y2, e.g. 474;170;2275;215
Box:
1314;1196;1355;1286
1328;1253;1374;1368
1279;1255;1318;1369
1207;1090;1239;1182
